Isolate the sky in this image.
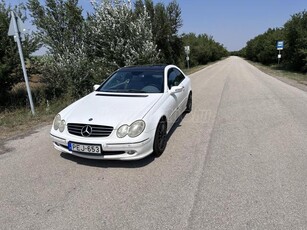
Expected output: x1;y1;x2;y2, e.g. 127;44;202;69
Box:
6;0;307;51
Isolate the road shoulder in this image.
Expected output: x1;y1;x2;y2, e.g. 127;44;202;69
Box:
247;60;307;93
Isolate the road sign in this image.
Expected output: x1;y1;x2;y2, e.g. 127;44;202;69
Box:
8;13;27;41
278;54;281;59
8;11;35;115
184;46;190;69
277;41;284;50
184;46;190;55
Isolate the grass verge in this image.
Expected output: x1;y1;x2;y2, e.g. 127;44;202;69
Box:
247;61;307;86
182;65;207;75
0;98;73;140
182;58;227;75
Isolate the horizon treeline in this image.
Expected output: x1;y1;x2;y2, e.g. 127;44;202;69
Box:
236;10;307;73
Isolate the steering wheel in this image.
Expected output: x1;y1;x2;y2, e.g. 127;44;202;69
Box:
142;84;160;93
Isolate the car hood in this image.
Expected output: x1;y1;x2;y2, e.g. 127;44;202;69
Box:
61;92;163;128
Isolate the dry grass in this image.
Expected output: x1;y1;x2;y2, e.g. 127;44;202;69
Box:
182;65;207;75
0;108;53;140
247;61;307;86
0;98;73;141
182;58;227;75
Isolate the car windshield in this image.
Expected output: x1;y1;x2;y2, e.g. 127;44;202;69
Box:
98;70;164;93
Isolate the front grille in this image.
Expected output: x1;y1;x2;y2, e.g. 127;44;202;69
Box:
67;123;113;137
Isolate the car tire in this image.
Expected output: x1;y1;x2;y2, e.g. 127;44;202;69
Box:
185;92;192;113
153;119;167;157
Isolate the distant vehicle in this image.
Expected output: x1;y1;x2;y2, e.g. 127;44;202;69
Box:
50;65;192;160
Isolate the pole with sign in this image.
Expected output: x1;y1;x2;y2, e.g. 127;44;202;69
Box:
276;41;284;65
184;46;190;69
8;11;35;115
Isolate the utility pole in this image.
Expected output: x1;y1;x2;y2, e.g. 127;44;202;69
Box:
8;11;35;115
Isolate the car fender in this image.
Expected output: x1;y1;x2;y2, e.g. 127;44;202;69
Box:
143;94;172;134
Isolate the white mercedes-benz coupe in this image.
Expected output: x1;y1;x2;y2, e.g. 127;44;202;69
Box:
50;65;192;160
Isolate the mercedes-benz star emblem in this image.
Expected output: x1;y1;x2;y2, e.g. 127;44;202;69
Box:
81;125;92;137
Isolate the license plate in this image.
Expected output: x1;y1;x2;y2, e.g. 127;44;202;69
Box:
68;142;102;154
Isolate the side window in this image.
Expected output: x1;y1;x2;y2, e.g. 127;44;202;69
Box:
167;68;185;89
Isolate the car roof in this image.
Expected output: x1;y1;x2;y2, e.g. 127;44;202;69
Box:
118;65;167;72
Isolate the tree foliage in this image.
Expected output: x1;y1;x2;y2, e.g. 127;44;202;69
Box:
283;10;307;72
27;0;160;99
240;10;307;73
134;0;183;64
243;28;284;65
182;33;228;67
89;0;159;69
27;0;92;99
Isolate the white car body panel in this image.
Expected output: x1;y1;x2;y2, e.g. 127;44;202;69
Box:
50;65;192;160
61;92;163;129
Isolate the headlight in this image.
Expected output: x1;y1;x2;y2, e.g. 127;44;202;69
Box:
128;120;145;138
117;124;129;138
59;119;66;132
53;114;61;130
117;120;146;138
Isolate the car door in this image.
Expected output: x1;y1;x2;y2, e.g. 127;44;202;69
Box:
167;68;187;125
174;69;190;114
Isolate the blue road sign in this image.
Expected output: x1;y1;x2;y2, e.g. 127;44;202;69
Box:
277;41;284;50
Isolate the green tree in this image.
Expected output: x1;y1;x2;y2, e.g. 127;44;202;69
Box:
28;0;160;99
284;10;307;72
240;10;306;73
244;28;284;65
134;0;183;65
182;33;228;67
89;0;159;69
27;0;92;99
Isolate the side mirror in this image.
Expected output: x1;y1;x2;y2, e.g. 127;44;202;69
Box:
93;84;100;91
169;86;184;95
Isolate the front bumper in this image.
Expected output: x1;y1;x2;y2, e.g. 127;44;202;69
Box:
50;131;155;160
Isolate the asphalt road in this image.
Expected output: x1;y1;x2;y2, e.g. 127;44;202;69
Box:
1;56;307;229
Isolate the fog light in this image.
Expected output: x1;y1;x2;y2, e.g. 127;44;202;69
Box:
127;150;136;155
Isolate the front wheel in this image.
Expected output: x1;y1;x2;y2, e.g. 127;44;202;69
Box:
153;119;167;157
